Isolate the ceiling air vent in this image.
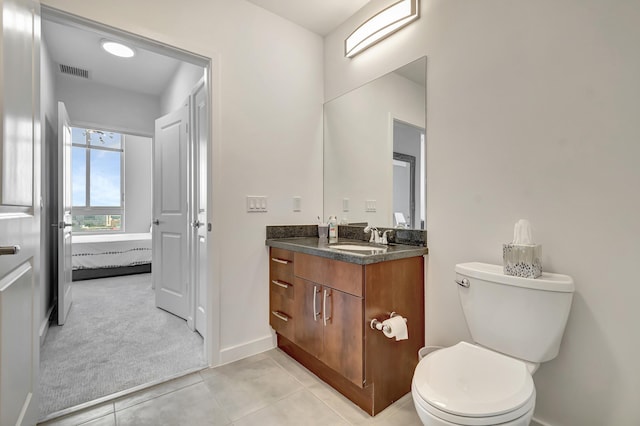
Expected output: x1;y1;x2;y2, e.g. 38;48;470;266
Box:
59;64;89;79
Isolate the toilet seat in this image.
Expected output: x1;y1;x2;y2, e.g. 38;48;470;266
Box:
412;342;536;425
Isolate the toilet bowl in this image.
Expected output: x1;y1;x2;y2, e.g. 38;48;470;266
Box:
412;342;535;426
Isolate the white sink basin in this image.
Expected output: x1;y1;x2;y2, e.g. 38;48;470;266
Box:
330;244;387;253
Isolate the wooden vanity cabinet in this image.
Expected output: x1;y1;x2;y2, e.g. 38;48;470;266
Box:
268;247;424;416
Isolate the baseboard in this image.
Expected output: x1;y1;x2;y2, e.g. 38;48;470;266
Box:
39;306;54;346
531;417;553;426
218;334;276;365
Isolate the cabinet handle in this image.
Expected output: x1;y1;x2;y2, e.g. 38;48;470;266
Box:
272;257;290;265
272;280;290;289
323;289;331;326
271;311;289;322
0;245;20;256
313;285;321;321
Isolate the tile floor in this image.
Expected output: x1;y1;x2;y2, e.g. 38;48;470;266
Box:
39;348;422;426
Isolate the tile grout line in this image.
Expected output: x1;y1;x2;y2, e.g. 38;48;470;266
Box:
113;377;204;414
266;351;375;426
203;357;302;424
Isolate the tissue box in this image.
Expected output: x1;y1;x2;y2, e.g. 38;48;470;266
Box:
503;244;542;278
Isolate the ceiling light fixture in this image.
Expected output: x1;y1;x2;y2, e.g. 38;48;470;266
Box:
101;40;135;58
345;0;419;58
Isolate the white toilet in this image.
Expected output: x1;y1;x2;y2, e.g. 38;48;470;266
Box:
412;262;574;426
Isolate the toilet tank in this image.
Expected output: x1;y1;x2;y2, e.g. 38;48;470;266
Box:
455;262;574;363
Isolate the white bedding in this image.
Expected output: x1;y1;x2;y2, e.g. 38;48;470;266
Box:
72;232;152;270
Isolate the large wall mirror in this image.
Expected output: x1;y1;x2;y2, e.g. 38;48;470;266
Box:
324;57;426;229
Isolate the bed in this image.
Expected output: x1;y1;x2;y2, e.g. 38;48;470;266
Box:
72;232;152;281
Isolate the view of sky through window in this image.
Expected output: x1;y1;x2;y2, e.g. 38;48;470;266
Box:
71;127;124;232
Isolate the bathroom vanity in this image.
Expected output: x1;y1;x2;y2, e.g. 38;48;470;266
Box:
266;232;427;415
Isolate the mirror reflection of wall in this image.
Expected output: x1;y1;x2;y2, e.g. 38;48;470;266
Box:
323;57;426;229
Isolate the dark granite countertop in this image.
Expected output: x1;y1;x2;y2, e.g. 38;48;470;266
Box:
265;237;428;265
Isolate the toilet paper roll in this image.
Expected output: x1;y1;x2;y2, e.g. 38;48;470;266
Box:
382;315;408;341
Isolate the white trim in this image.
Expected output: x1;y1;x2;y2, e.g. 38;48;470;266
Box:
39;305;54;346
218;334;276;366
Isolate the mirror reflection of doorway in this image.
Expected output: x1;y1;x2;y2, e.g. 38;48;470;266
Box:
393;120;425;229
393;153;415;228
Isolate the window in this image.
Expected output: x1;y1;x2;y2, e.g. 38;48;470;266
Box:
71;127;124;232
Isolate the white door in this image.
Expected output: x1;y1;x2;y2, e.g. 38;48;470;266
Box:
0;0;41;424
153;104;190;320
191;78;208;337
57;102;73;325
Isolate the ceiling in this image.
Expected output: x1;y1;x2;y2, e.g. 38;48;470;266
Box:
42;1;369;97
42;19;183;97
246;0;370;35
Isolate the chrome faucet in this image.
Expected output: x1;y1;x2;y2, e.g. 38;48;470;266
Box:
364;225;380;243
364;226;393;245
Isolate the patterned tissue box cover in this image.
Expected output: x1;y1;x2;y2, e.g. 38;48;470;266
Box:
503;244;542;278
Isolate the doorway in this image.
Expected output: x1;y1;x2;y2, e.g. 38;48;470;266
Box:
39;7;213;420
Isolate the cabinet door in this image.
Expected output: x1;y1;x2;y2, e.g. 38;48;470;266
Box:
293;277;323;356
321;287;364;387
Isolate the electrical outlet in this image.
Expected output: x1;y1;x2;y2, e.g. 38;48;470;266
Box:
246;196;268;212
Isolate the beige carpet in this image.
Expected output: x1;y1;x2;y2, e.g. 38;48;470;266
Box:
39;273;205;418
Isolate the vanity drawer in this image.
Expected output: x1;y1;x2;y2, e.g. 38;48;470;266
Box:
271;248;294;282
270;296;294;341
270;248;295;340
326;259;363;297
294;252;363;297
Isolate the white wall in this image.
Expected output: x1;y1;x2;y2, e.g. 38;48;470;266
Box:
40;38;58;344
324;71;424;226
42;0;324;363
124;135;152;233
160;61;205;115
326;1;640;425
55;75;160;136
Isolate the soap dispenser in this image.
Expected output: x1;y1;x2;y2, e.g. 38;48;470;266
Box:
328;216;338;242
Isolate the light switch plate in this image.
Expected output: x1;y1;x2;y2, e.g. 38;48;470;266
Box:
247;196;268;212
293;196;302;212
365;200;377;212
342;198;349;212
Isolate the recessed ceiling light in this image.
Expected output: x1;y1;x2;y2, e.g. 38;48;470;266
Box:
101;40;135;58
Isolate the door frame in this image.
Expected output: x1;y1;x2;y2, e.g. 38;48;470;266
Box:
41;6;220;367
392;152;416;229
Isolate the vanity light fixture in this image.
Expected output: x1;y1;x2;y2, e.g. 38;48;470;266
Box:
101;40;135;58
345;0;419;58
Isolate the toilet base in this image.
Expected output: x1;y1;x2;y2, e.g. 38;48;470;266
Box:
412;391;534;426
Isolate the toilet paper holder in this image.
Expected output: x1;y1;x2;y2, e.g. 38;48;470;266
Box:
370;312;407;333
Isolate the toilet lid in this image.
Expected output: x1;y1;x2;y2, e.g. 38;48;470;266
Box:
413;342;535;418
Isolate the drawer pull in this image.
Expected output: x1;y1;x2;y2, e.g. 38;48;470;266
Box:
272;311;289;322
272;257;290;265
272;280;290;289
